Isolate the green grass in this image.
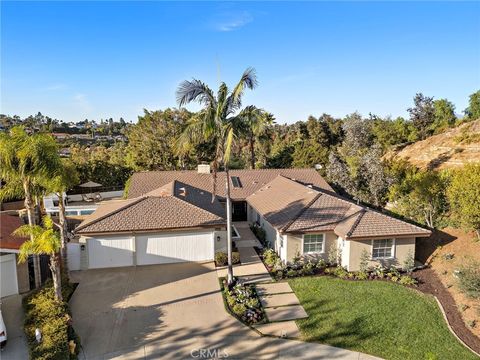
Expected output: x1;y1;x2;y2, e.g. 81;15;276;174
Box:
289;276;478;360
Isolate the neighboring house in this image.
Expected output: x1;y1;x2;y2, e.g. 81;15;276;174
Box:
0;214;50;297
73;166;431;271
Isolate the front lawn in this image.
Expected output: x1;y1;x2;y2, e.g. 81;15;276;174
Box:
289;276;477;360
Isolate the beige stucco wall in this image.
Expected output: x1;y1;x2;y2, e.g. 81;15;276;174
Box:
347;237;416;271
214;228;227;252
285;232;338;263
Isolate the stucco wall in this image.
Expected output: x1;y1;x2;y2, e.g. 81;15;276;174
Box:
249;206;276;248
285;232;338;263
214;229;227;252
347;237;416;271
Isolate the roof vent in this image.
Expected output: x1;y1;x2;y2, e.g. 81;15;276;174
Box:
179;187;187;197
197;164;211;174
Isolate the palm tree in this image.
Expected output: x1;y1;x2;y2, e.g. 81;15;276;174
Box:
0;127;60;287
176;68;258;284
43;160;79;266
0;126;60;228
15;216;63;301
238;106;275;169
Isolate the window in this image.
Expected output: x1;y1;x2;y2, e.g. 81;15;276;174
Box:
303;234;325;253
372;239;394;259
231;176;242;188
80;209;95;215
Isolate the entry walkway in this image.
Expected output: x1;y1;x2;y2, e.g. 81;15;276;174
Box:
217;222;308;339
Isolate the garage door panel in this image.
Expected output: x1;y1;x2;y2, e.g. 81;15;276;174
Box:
136;232;214;265
1;254;18;297
88;237;134;269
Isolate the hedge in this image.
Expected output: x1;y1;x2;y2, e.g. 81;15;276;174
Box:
23;276;80;360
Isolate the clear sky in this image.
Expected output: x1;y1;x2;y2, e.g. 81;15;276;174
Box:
2;1;479;124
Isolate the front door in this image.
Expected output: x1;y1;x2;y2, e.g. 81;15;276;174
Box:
232;201;247;221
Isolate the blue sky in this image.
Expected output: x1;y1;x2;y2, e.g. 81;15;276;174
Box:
2;1;479;124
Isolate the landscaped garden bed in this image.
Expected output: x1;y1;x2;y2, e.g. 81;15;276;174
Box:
289;276;479;360
256;247;418;286
219;277;265;325
23;274;81;360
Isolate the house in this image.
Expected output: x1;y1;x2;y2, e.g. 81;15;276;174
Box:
0;214;50;297
73;166;431;271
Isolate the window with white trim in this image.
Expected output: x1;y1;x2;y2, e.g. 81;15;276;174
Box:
303;234;325;253
372;239;394;259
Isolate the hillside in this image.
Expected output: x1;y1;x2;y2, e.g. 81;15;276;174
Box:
386;120;480;170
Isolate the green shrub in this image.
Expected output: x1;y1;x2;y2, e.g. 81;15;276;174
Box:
222;280;264;324
302;261;315;275
286;269;298;278
23;281;80;360
457;261;480;299
250;225;266;245
215;251;240;266
356;271;369;280
263;249;279;267
333;266;349;278
399;275;417;286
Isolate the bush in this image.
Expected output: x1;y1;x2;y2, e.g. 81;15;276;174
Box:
223;280;264;324
399;275;417;286
457;261;480;299
23;281;80;360
263;249;279;267
333;266;349;278
356;271;369;280
250;225;267;245
215;251;240;266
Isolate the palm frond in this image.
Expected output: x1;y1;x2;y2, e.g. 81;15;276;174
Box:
176;79;215;107
223;127;235;166
229;67;258;111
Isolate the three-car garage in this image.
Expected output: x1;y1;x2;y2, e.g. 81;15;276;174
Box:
82;230;216;269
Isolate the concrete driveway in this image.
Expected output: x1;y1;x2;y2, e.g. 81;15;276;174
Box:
0;295;28;360
69;262;250;359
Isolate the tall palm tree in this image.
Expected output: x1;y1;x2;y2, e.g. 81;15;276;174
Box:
43;160;79;266
238;106;275;169
0;127;60;287
0;126;60;227
15;216;63;301
176;68;258;284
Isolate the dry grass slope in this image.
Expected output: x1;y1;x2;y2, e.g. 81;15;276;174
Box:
386;119;480;170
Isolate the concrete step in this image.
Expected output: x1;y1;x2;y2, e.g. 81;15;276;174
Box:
260;293;300;308
264;305;308;322
256;282;293;295
239;273;272;284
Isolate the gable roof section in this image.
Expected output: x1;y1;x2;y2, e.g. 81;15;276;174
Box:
248;176;431;239
246;176;320;230
127;168;333;200
0;214;27;250
75;181;225;235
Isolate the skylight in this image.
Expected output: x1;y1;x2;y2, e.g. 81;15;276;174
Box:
231;176;242;188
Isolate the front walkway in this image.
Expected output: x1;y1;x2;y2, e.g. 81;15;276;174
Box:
216;222;308;339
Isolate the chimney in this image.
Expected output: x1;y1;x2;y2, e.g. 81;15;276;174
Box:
197;164;211;174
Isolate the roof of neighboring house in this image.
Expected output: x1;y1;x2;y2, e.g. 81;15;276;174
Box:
0;214;27;250
127;168;333;200
247;176;431;239
75;181;225;234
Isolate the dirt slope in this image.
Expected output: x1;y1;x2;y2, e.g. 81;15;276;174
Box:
386;120;480;170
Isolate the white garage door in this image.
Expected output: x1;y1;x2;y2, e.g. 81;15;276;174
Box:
136;231;214;265
88;237;134;269
1;254;18;298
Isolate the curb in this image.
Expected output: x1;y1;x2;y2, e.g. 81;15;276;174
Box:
433;296;480;357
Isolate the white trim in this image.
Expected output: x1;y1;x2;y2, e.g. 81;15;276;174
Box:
302;233;325;254
0;248;20;254
371;238;396;260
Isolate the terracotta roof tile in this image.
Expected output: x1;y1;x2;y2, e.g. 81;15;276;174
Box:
75;181;225;234
127;168;333;200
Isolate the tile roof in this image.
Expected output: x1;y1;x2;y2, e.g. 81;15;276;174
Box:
247;176;431;239
75;181;225;234
127;168;333;201
0;214;27;250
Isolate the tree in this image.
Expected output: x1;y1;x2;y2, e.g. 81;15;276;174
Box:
15;216;63;301
389;169;447;228
43;160;79;264
126;108;194;171
447;164;480;239
238;106;274;169
176;68;258;284
408;93;435;140
0;127;60;228
464;90;480;120
433;99;456;133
